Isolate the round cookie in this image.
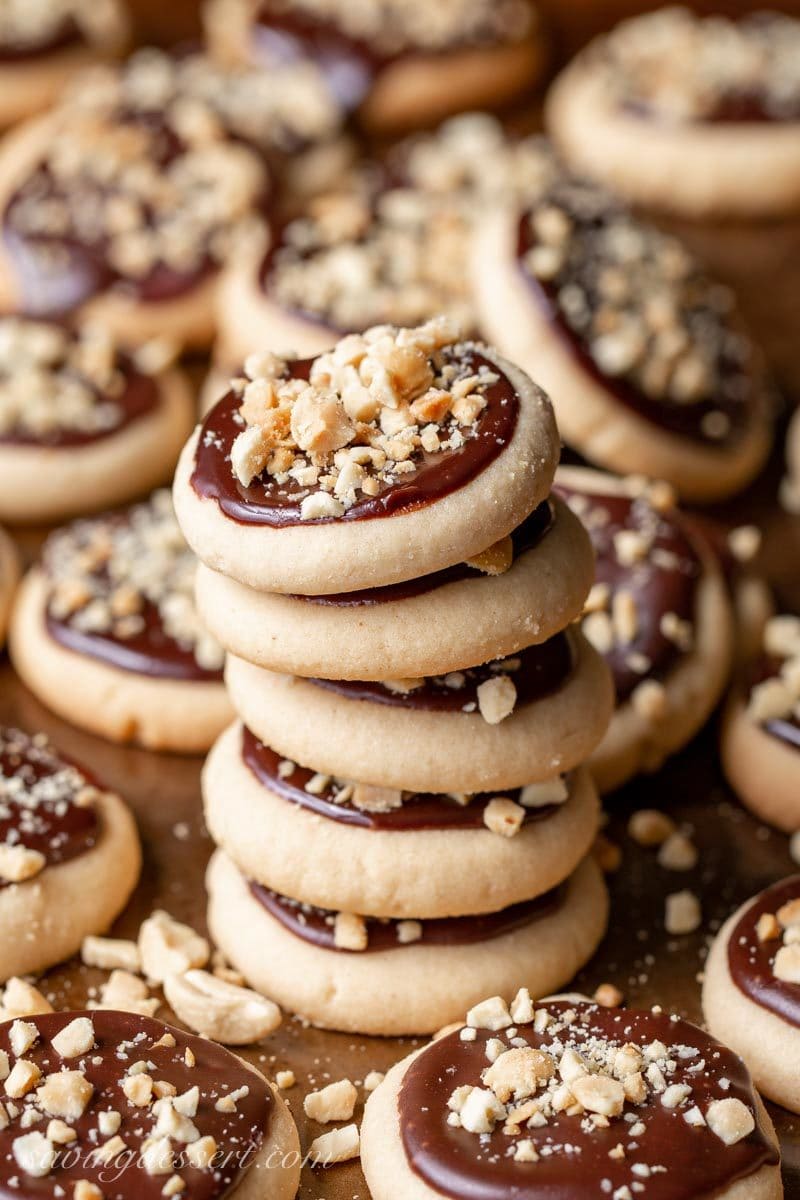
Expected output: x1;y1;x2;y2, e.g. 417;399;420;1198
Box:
704;876;800;1114
205;0;545;134
225;627;613;794
196;495;593;679
203;721;601;918
546;8;800;219
0;48;341;349
0;1008;300;1199
473;175;773;502
0;0;129;129
362;996;782;1200
207;850;608;1036
216;180;476;368
10;491;232;753
0;318;194;524
556;467;733;794
721;613;800;832
0;726;140;979
0;525;19;649
781;406;800;514
174;319;560;595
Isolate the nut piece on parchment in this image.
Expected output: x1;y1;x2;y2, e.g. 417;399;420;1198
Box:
163;970;281;1046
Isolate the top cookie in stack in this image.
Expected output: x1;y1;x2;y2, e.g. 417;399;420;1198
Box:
173;318;614;1035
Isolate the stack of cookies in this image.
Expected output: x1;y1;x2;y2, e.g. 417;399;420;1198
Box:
173;316;615;1036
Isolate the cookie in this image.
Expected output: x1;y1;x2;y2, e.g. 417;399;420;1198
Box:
0;727;140;979
205;0;545;133
196;495;594;679
0;48;342;349
207;849;607;1036
225;626;613;794
473;174;773;502
0;318;194;524
781;406;800;514
203;721;601;918
362;995;782;1200
0;0;129;129
547;8;800;219
216;180;476;368
704;876;800;1115
0;1008;300;1199
10;491;232;753
556;467;733;794
721;613;800;832
0;525;19;650
174;319;560;595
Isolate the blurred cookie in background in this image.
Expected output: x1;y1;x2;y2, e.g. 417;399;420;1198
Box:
547;7;800;218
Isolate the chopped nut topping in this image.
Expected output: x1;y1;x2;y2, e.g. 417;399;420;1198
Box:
307;1122;360;1166
483;797;525;838
81;936;141;974
706;1098;755;1146
664;890;702;935
0;0;126;51
52;1017;95;1060
747;614;800;728
139;911;210;984
304;1079;357;1123
628;809;676;848
163;970;282;1045
333;912;368;952
476;675;518;725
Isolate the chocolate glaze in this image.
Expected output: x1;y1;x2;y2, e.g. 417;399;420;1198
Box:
517;211;755;447
749;654;800;750
399;1000;778;1200
0;361;160;449
0;1009;271;1200
294;500;553;607
0;728;98;880
249;880;564;952
241;726;564;831
191;349;518;527
728;876;800;1027
309;631;573;711
555;483;701;702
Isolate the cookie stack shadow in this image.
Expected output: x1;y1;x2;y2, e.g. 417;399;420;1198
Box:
177;326;615;1036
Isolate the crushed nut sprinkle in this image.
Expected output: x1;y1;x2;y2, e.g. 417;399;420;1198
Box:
0;728;99;884
746;614;800;731
738;882;800;992
43;490;224;676
0;319;161;443
406;996;770;1196
522;180;757;440
244;0;536;56
0;1010;271;1193
0;0;126;52
264;187;475;333
6;48;340;300
225;318;502;518
590;8;800;123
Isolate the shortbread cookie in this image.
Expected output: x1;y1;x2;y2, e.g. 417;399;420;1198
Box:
216;182;476;367
10;491;232;753
547;8;800;219
781;407;800;514
473;176;773;501
174;320;559;594
362;996;782;1200
0;0;129;129
196;496;593;679
0;49;341;349
207;850;607;1036
203;721;601;917
556;468;733;793
0;525;19;649
206;0;545;133
0;318;194;523
225;628;613;793
0;726;140;979
705;876;800;1114
0;1008;300;1199
721;613;800;832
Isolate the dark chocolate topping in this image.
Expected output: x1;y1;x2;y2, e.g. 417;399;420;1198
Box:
517;181;760;446
0;1009;271;1200
0;727;98;881
191;348;518;527
308;631;573;712
399;999;778;1200
241;726;565;831
555;481;701;702
249;880;564;952
43;496;224;683
294;500;553;607
729;876;800;1027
